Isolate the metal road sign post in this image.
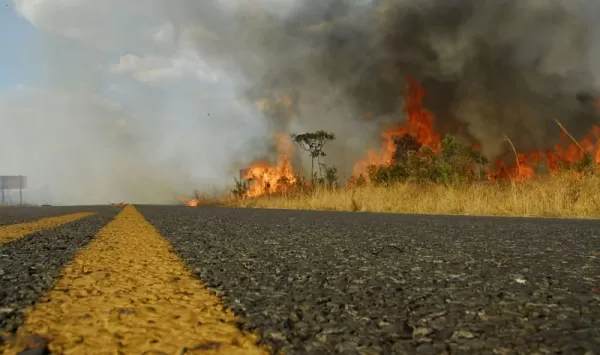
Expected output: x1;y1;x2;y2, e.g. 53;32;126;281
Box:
0;175;27;205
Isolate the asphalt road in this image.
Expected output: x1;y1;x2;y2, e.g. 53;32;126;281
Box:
1;205;599;354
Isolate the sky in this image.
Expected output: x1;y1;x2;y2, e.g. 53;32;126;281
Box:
0;2;36;88
0;0;271;205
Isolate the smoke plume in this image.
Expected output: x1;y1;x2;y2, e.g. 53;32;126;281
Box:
4;0;600;204
174;0;600;172
2;0;271;205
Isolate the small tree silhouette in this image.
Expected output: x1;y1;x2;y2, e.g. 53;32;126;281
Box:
291;130;336;183
231;177;250;198
321;164;338;188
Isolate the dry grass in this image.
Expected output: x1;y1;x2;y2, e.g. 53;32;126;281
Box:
225;173;600;219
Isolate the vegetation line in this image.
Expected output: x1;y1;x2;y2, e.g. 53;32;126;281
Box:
185;127;600;219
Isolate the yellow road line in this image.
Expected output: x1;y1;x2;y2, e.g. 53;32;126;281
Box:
4;205;268;355
0;212;97;245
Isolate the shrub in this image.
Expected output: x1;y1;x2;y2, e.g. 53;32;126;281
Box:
231;178;251;197
367;134;488;185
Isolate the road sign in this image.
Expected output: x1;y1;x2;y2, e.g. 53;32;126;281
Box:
0;175;26;189
0;175;27;205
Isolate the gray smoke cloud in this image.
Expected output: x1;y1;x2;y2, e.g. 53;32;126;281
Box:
170;0;600;173
5;0;600;205
2;0;272;205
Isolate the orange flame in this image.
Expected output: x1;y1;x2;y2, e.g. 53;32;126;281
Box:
353;76;600;183
183;77;600;203
179;196;200;207
243;133;297;197
488;124;600;182
352;76;441;178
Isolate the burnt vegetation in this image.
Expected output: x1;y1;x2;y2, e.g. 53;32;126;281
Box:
231;128;599;199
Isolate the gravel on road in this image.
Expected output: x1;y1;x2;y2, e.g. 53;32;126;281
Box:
138;206;600;355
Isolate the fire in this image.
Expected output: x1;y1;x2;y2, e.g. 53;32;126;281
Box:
181;76;600;206
180;99;299;206
243;133;297;197
179;196;200;207
353;76;600;183
489;123;600;182
352;76;441;178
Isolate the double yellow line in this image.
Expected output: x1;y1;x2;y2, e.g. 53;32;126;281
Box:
0;212;96;244
2;206;268;354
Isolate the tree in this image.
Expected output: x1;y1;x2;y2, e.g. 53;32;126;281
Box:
291;130;336;183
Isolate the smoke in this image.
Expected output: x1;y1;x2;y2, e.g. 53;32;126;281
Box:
1;0;271;205
173;0;600;172
4;0;600;205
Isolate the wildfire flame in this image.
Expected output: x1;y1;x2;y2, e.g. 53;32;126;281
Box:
243;133;297;197
489;122;600;182
353;76;600;183
180;97;300;205
181;76;600;206
352;77;441;178
179;196;200;207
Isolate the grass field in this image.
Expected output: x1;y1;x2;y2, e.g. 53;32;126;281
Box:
223;173;600;219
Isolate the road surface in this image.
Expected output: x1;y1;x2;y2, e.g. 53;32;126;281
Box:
0;205;598;354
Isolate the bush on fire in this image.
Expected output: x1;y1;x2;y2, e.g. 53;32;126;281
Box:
366;134;488;185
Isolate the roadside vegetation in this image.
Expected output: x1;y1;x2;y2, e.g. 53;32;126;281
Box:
175;75;600;219
231;172;600;218
184;128;600;219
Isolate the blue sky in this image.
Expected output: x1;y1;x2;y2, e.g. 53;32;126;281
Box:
0;2;36;88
